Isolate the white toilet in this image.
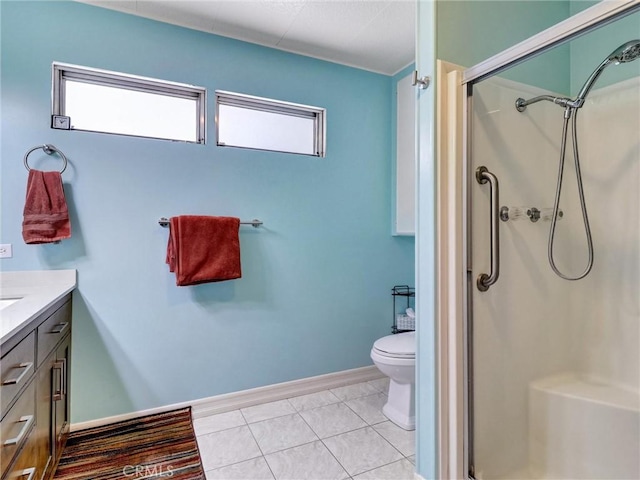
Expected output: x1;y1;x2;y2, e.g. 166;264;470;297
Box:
370;331;416;430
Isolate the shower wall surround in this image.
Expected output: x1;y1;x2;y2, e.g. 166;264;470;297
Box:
471;74;639;480
570;76;640;390
0;1;415;423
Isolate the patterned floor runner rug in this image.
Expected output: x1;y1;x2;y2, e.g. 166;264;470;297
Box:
54;407;205;480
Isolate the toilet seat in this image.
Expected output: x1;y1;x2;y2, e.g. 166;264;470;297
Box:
371;348;414;367
372;332;415;359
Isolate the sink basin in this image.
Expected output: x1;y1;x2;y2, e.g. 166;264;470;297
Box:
0;298;22;311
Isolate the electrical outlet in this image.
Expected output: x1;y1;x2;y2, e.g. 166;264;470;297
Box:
0;244;13;259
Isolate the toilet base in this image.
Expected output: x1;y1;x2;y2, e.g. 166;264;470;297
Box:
382;379;415;431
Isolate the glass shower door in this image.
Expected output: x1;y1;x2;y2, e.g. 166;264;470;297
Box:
467;13;640;479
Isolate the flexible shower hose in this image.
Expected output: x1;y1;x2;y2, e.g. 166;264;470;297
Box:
548;107;594;280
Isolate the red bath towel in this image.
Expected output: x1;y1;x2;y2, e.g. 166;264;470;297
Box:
166;215;242;286
22;169;71;244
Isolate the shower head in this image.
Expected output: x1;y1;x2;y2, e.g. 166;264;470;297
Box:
607;39;640;64
516;40;640;112
574;39;640;106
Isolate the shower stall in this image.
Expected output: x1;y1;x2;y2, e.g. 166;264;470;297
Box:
459;4;640;480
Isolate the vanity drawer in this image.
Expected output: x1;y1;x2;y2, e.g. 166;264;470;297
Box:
0;379;35;478
0;332;36;415
1;417;42;480
36;301;71;367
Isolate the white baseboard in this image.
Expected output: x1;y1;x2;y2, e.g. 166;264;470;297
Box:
71;365;384;432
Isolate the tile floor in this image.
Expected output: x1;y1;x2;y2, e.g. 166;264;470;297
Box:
194;378;415;480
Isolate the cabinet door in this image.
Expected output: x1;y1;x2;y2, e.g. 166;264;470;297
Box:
395;72;416;235
53;335;71;458
39;334;71;480
36;351;53;479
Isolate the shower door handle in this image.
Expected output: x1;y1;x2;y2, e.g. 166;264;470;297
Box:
476;166;500;291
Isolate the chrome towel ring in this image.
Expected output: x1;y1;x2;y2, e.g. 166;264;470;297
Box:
24;144;68;173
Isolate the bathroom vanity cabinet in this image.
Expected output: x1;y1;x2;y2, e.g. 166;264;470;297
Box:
1;293;72;480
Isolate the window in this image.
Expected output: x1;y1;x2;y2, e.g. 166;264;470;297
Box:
52;62;206;143
216;91;326;157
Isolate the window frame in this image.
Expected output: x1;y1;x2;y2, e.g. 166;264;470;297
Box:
215;90;326;157
51;62;206;144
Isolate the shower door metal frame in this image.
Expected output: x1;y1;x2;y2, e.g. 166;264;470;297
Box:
432;1;640;478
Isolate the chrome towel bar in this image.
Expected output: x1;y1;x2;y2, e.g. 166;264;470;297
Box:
159;217;263;228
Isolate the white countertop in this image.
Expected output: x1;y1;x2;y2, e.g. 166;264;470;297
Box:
0;270;77;347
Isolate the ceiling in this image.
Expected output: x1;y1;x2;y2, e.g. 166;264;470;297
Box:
76;0;416;75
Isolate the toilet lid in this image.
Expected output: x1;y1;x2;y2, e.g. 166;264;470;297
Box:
373;332;415;357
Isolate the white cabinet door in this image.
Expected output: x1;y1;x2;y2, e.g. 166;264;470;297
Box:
395;72;416;236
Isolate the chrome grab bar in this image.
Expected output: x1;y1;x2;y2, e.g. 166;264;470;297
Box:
476;166;500;292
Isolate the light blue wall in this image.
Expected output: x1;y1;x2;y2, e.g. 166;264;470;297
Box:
436;0;571;94
436;0;571;64
0;1;415;422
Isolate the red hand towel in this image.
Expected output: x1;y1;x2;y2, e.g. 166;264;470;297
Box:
22;170;71;244
166;215;242;286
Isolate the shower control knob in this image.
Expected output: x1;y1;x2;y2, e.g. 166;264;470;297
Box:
541;208;564;221
527;208;541;222
500;206;510;222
